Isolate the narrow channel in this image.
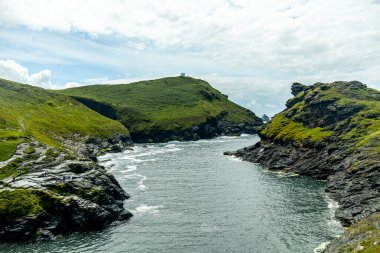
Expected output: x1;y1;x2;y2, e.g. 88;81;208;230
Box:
1;135;342;253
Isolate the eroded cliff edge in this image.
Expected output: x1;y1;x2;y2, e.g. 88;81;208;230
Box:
0;136;133;243
0;79;133;242
226;81;380;252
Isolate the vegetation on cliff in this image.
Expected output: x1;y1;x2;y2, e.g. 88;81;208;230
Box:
59;76;262;142
0;78;133;242
0;78;129;161
0;189;63;221
261;81;380;155
232;81;380;253
325;212;380;253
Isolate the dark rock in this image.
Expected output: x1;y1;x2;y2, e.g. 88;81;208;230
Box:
223;151;236;156
291;82;307;96
261;114;270;123
130;110;263;143
229;80;380;233
0;135;133;243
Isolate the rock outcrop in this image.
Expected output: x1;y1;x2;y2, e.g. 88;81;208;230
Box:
0;135;133;242
225;81;380;252
130;110;262;143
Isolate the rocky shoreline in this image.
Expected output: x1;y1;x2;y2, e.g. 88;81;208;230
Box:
0;135;133;242
131;111;262;143
225;81;380;252
0;126;260;243
226;138;379;227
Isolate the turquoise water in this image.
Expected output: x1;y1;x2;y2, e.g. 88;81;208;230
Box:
0;135;342;253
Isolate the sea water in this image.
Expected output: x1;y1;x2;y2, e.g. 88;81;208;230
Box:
0;135;342;253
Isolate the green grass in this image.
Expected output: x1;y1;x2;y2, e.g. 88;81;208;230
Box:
0;78;129;161
261;112;333;145
0;189;63;221
320;83;380;153
0;158;23;180
0;140;20;161
59;76;261;140
330;212;380;253
262;81;380;152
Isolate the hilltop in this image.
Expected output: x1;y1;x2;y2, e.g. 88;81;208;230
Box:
227;81;380;252
0;78;130;162
0;78;132;242
59;76;263;142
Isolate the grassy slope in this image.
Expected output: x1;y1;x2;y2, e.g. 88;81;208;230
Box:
59;77;260;136
0;189;63;221
326;212;380;253
261;81;380;154
0;78;129;161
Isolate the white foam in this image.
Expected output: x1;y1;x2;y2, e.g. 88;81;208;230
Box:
166;148;182;152
164;144;177;148
123;174;140;179
228;156;242;162
313;195;344;252
325;195;344;234
314;242;331;253
133;150;164;157
119;156;145;163
120;165;137;173
124;146;181;158
137;174;147;191
218;136;238;139
100;160;115;167
272;171;300;177
134;204;163;214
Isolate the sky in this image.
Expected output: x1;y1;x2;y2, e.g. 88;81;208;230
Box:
0;0;379;116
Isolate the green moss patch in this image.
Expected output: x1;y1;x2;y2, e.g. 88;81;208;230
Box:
0;189;62;221
0;158;23;180
261;112;333;145
0;140;20;162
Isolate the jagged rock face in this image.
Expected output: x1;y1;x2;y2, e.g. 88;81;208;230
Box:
285;84;367;129
261;114;270;123
226;81;380;229
0;162;131;242
0;136;133;242
291;82;307;96
130;111;262;143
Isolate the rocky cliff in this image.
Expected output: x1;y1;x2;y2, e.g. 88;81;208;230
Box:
0;135;133;242
0;79;133;242
225;81;380;252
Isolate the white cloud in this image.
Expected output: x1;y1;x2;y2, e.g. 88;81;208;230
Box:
62;82;82;89
0;0;379;115
0;0;379;75
0;59;52;88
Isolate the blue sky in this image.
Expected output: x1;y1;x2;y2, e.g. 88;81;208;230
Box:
0;0;379;116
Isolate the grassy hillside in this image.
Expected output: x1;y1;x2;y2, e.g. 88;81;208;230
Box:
261;81;380;154
0;78;129;161
59;76;261;141
325;212;380;253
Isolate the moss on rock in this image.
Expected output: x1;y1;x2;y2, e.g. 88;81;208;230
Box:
0;189;63;221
